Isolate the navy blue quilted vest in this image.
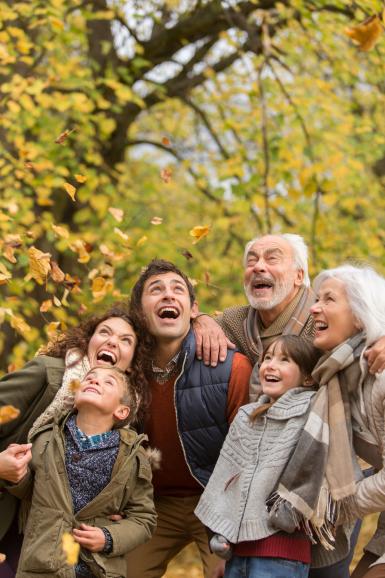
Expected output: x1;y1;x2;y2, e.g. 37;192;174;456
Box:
175;329;235;487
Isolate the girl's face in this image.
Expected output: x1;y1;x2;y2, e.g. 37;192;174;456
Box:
87;317;137;372
259;341;303;400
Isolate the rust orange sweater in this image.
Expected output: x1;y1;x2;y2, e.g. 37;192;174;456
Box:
146;352;252;497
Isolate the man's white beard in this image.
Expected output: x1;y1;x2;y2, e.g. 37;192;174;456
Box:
245;278;295;311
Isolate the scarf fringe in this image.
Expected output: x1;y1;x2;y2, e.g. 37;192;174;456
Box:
267;490;356;551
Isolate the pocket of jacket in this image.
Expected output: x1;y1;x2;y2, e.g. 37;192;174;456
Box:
21;506;65;572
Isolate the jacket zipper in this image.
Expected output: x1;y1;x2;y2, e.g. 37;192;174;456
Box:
173;351;203;487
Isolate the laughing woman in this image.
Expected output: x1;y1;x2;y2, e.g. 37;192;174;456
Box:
0;304;149;578
309;265;385;578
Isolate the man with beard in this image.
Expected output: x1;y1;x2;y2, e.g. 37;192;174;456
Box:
195;234;314;401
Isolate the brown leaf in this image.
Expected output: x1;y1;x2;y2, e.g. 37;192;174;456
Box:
189;225;210;244
180;249;194;260
345;14;383;51
0;405;20;425
160;168;172;183
50;260;65;283
69;379;81;394
28;247;51;284
204;271;211;286
162;137;171;146
55;128;75;144
64;273;81;292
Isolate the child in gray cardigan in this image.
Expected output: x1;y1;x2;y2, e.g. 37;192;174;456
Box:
195;335;320;578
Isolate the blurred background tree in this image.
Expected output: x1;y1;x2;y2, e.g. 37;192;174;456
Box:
1;0;385;369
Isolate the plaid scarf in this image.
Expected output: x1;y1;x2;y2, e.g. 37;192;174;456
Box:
267;333;366;549
245;286;315;398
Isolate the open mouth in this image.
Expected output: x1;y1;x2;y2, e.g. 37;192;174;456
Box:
157;306;180;320
252;277;274;290
97;350;117;365
315;321;328;332
83;386;100;395
264;374;280;383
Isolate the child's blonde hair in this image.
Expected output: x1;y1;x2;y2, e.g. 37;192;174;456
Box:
250;335;321;421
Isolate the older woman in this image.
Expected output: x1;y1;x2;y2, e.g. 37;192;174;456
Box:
309;265;385;578
0;304;149;578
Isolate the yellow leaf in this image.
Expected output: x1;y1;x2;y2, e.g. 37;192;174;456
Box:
40;299;53;313
69;379;81;394
190;225;210;244
74;174;87;183
345;14;383;51
0;405;20;425
108;207;124;222
136;236;147;247
70;240;91;264
28;246;51;285
46;321;61;339
150;216;163;225
91;276;112;302
62;532;80;566
10;314;31;336
113;227;130;242
64;183;76;201
53;296;61;307
52;224;69;239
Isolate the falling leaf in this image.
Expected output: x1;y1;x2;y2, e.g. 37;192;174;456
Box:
64;273;81;291
10;314;31;335
62;288;70;306
55;128;75;144
180;249;194;260
136;235;147;247
69;379;81;394
40;299;53;313
161;137;171;146
150;216;163;225
64;183;76;201
204;271;211;285
3;246;16;264
0;263;11;284
190;225;210;244
0;405;20;425
70;240;90;263
91;276;112;301
62;532;80;565
53;295;61;307
4;234;22;247
46;321;61;339
113;227;130;242
28;247;51;284
50;260;65;283
108;207;124;222
345;14;383;51
0;553;6;564
74;174;87;183
160;168;172;183
24;161;34;170
51;224;69;239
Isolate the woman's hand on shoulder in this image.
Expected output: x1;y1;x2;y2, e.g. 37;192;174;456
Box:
0;443;32;483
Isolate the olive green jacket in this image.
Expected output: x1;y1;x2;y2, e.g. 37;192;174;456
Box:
9;416;156;578
0;355;65;540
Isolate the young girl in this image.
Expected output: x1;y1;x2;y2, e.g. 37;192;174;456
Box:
195;335;320;578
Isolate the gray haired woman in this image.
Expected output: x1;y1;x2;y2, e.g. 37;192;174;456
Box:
309;264;385;578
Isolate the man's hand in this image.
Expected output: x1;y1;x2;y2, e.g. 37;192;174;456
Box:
193;315;235;366
72;524;106;552
210;559;226;578
0;443;32;483
364;336;385;374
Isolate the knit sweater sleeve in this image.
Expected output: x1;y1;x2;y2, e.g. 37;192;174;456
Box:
226;353;252;423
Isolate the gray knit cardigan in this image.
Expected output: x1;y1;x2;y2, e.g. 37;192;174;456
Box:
195;387;314;543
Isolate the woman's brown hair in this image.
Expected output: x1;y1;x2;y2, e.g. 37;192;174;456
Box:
250;335;321;421
40;303;151;424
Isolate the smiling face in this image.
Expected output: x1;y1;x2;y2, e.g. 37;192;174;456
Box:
74;367;130;423
87;317;137;371
141;272;198;343
244;236;304;322
259;341;304;400
310;277;360;352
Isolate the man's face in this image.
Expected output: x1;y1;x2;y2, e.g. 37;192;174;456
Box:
141;272;198;342
244;235;304;312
